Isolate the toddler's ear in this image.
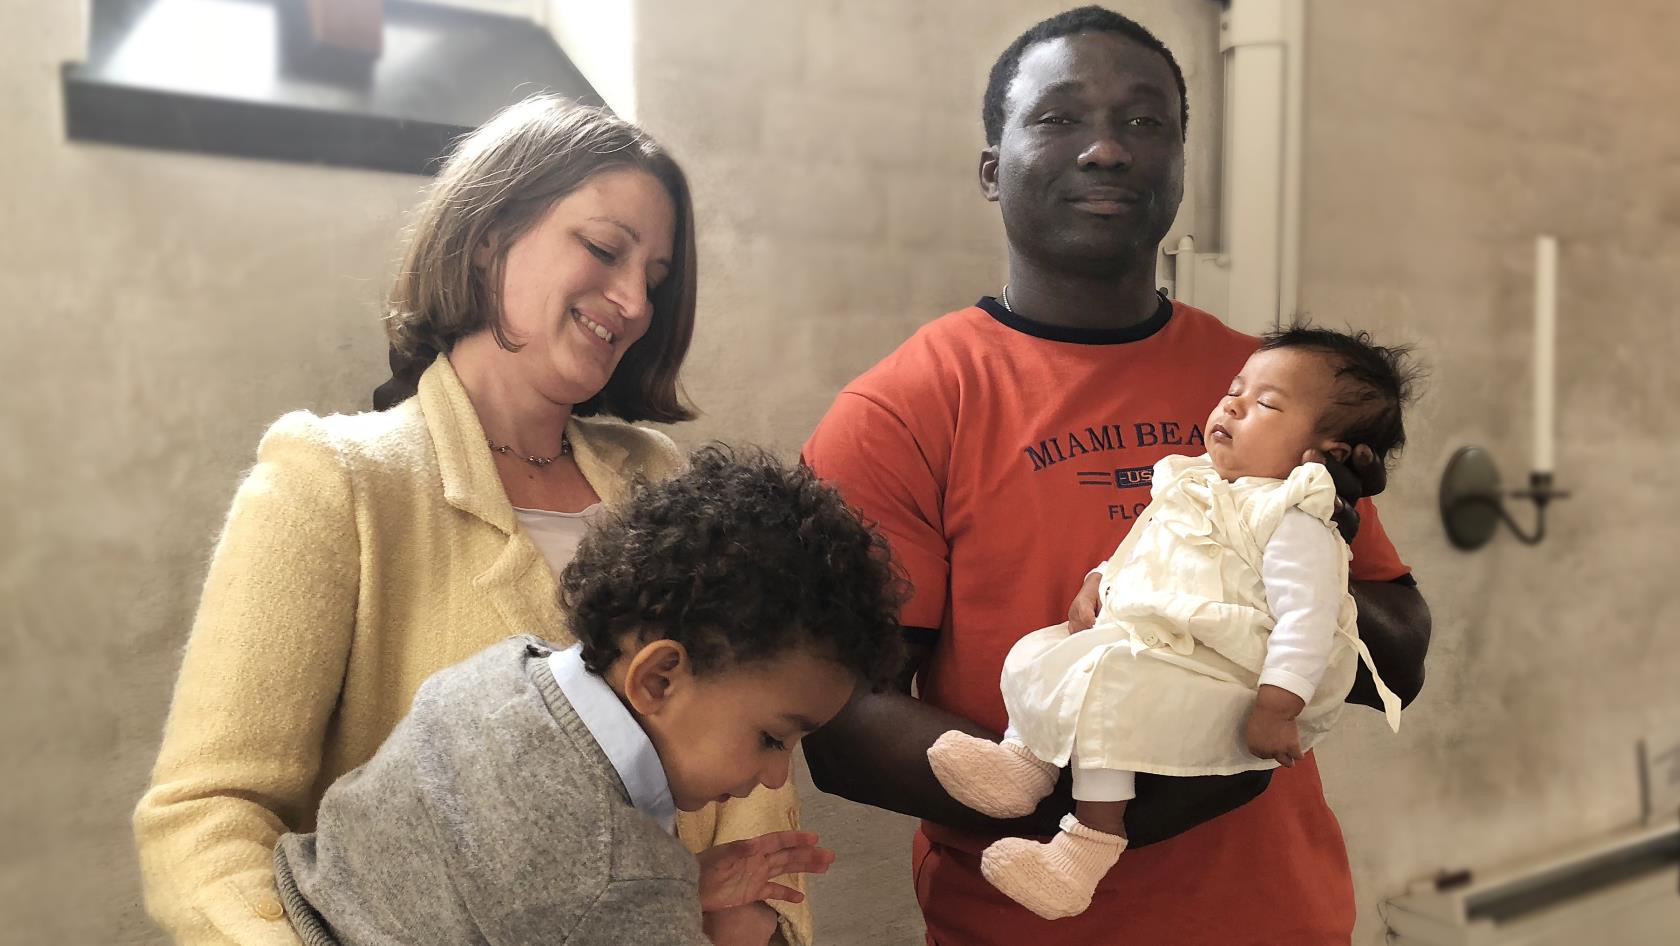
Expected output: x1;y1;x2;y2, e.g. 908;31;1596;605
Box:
623;639;691;716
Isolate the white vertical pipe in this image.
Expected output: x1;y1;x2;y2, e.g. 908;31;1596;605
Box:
1221;0;1289;335
1277;0;1305;326
1174;235;1197;306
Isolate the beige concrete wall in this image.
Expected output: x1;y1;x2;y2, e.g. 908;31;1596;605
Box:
0;4;419;942
1297;1;1680;942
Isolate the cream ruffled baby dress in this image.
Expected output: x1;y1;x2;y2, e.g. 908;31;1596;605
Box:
1001;454;1402;777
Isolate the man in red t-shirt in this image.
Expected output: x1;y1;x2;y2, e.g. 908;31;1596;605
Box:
801;8;1431;945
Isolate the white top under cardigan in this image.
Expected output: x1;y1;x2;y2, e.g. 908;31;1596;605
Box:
1002;454;1402;778
515;503;605;581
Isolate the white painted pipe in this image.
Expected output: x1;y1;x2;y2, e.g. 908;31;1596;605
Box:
1220;0;1303;335
1175;234;1196;305
1278;0;1305;326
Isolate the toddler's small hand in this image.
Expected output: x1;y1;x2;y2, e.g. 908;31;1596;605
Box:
697;830;833;912
1068;572;1103;632
702;902;778;946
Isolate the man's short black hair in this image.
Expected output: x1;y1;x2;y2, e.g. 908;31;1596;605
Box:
983;5;1189;146
560;445;906;691
1258;326;1422;466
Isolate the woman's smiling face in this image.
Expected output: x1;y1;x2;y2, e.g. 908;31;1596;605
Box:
489;167;675;405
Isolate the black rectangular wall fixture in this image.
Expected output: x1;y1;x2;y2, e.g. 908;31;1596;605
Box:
62;0;603;176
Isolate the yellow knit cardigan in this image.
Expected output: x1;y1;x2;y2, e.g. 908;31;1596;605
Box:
134;356;809;945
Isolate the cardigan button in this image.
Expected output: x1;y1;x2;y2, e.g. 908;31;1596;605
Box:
255;897;285;920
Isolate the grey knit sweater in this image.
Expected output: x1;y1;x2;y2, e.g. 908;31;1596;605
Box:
274;636;707;946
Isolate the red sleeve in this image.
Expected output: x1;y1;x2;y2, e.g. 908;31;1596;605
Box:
802;391;950;631
1348;496;1411;582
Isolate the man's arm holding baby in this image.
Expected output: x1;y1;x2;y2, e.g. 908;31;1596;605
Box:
1313;447;1432;709
1348;580;1430;707
803;648;1024;834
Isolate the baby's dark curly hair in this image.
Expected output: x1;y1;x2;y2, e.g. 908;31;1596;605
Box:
1258;325;1423;468
559;445;906;691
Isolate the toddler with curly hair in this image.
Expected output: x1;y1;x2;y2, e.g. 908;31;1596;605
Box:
271;446;906;946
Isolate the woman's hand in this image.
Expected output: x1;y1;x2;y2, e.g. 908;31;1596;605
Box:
702;902;779;946
1244;685;1306;767
1067;572;1104;632
697;830;833;912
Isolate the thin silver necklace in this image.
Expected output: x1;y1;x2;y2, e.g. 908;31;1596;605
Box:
487;434;571;467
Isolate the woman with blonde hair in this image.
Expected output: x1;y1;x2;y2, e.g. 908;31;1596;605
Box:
135;96;806;946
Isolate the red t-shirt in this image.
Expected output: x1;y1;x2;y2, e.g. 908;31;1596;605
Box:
804;297;1409;945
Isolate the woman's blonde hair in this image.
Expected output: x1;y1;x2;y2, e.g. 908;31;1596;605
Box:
375;95;697;423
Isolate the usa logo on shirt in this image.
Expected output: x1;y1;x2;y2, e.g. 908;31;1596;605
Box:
1077;466;1154;489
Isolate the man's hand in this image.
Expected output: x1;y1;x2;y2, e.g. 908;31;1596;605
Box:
696;831;833;912
1068;571;1103;632
1302;444;1383;543
1244;685;1306;767
702;902;779;946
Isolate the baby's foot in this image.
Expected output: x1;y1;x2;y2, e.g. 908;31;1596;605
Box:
979;815;1127;920
926;731;1058;818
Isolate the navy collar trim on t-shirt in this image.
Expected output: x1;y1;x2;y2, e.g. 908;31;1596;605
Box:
977;290;1175;345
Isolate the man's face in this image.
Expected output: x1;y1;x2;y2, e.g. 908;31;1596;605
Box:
983;31;1185;274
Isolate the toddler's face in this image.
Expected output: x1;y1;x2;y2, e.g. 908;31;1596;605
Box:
1205;347;1345;481
621;642;855;812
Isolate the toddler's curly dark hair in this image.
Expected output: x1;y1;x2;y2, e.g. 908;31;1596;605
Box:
560;444;906;691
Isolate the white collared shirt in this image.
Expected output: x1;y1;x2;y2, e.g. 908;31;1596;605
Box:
547;643;677;834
